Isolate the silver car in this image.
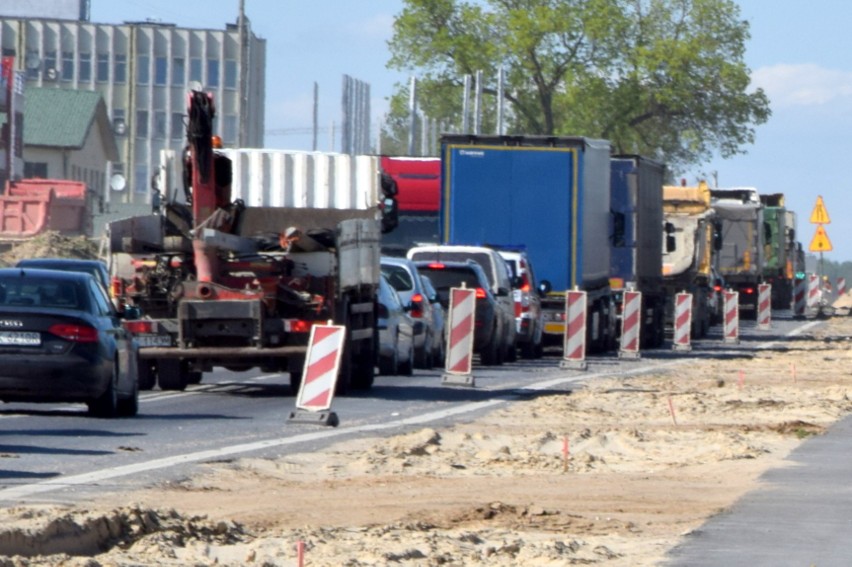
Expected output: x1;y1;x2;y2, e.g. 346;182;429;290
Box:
377;274;415;376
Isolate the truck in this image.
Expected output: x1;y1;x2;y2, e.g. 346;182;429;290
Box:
661;181;719;338
108;89;395;393
0;179;91;244
438;134;617;353
610;156;667;348
710;187;765;319
378;156;440;256
760;193;794;309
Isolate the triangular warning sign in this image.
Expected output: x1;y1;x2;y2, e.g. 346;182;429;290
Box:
809;225;833;252
809;196;831;224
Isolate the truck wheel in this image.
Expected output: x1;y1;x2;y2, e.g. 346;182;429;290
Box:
157;359;188;391
289;371;303;396
137;359;156;390
520;341;536;359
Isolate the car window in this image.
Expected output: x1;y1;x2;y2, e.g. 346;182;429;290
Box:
89;279;113;316
0;277;83;309
409;251;496;288
381;264;415;292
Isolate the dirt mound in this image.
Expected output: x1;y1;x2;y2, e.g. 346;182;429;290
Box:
0;232;100;266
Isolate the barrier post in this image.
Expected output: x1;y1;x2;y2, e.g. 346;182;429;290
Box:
807;274;820;313
442;286;476;387
723;291;739;344
837;277;847;297
288;323;345;427
560;290;588;370
619;290;642;359
757;283;771;330
672;292;692;351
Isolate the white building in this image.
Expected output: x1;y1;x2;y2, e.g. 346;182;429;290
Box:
0;8;266;206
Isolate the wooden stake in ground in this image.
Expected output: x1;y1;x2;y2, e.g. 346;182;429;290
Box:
562;436;570;472
667;396;678;426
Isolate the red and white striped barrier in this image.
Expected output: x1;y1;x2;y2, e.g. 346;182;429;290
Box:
619;290;642;359
560;290;588;370
793;277;807;317
723;291;739;344
672;292;692;351
442;287;476;386
757;283;771;330
837;277;847;297
807;274;820;309
289;323;346;427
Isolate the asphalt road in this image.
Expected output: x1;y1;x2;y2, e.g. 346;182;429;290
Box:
0;313;817;508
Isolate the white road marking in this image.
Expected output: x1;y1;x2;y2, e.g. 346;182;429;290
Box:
0;321;822;502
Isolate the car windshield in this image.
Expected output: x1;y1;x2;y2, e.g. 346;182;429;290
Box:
409;251;494;287
0;278;83;309
381;264;414;292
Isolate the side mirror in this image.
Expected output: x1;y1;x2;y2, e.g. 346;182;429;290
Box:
496;287;510;297
121;305;142;320
512;275;523;288
666;234;676;253
539;280;552;295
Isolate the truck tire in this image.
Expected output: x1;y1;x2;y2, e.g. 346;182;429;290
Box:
157;359;188;391
289;370;303;396
137;359;156;390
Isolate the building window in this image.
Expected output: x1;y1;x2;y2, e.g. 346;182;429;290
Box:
171;112;184;139
223;114;237;145
154;111;167;139
97;53;109;82
114;53;127;83
25;50;41;79
24;162;48;178
155;56;167;85
61;51;74;81
224;60;237;89
136;110;149;138
190;57;202;83
113;108;127;136
207;58;219;87
172;57;185;85
134;164;148;195
137;55;149;85
44;50;57;76
78;52;91;82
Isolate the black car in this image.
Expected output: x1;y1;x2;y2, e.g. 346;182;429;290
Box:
0;268;139;417
15;258;110;292
413;260;506;366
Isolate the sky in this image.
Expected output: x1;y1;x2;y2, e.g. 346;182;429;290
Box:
93;1;852;261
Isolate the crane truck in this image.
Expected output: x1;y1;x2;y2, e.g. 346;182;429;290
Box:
108;89;396;393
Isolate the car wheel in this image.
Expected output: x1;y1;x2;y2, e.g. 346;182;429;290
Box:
117;364;139;418
88;361;119;418
289;370;303;396
520;341;536;359
399;340;414;376
378;335;398;376
137;359;156;390
479;329;500;366
415;333;432;369
506;335;518;362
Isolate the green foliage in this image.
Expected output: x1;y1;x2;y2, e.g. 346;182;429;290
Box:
385;0;771;171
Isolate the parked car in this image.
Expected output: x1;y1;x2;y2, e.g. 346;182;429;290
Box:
0;268;139;417
381;256;441;369
377;274;415;376
15;258;110;292
412;259;507;365
408;244;517;361
495;247;544;359
419;274;446;365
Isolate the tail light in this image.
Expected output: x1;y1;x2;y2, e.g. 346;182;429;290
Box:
49;323;98;343
475;288;487;299
514;299;522;318
428;263;445;269
377;303;389;319
123;320;154;334
410;293;424;318
744;287;755;295
289;320;314;333
110;277;123;299
714;284;722;292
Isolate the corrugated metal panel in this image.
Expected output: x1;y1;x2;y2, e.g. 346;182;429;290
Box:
221;149;379;210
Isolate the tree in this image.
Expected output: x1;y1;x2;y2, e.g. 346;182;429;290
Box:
384;0;770;171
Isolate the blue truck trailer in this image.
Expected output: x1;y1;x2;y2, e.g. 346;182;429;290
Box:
440;134;617;353
610;156;667;348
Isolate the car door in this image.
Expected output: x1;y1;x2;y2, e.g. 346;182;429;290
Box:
88;278;134;396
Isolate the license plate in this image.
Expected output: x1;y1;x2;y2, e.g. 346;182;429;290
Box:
135;334;172;347
0;331;41;346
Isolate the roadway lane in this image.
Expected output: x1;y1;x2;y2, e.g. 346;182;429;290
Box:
0;313;816;506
